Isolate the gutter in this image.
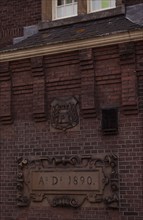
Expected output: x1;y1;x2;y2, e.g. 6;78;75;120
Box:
0;29;143;62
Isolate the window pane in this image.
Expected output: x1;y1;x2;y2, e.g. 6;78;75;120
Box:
66;0;72;4
56;0;77;19
65;4;72;16
57;6;65;17
92;0;101;11
91;0;115;11
73;3;77;14
102;0;110;9
65;4;77;16
57;0;64;6
110;0;116;7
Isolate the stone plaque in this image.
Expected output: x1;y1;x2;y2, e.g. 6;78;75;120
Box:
17;155;119;208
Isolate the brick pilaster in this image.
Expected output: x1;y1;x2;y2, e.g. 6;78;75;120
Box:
79;49;96;118
136;41;143;111
119;42;138;114
31;56;46;122
0;62;12;124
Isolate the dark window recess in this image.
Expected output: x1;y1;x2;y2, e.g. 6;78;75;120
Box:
102;108;118;134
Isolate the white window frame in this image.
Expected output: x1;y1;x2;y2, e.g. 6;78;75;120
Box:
52;0;78;20
87;0;116;13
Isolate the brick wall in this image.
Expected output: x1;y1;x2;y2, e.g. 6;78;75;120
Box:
0;42;143;220
0;0;41;47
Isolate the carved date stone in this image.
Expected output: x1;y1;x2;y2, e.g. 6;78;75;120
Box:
16;154;119;208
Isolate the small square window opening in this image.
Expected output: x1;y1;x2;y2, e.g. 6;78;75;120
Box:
102;108;118;134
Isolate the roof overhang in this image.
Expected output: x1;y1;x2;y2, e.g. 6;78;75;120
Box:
0;29;143;62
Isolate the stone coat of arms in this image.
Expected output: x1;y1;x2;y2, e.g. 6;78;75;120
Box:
50;96;79;131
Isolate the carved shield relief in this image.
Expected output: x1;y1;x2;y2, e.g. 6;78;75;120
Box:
50;96;79;131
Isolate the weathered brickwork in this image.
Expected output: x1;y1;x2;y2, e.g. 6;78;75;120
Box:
0;41;143;220
0;0;41;47
0;0;143;220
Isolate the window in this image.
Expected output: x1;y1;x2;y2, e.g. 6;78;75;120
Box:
102;108;118;134
88;0;116;12
53;0;78;20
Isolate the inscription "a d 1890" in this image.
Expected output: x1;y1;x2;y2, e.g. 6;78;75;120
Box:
31;169;102;193
17;155;119;208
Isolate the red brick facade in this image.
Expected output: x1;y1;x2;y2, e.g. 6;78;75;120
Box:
0;1;143;220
